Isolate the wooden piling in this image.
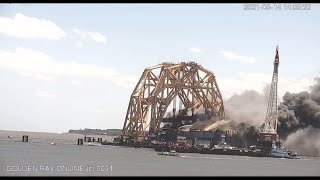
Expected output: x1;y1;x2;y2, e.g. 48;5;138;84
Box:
77;138;83;145
22;135;28;142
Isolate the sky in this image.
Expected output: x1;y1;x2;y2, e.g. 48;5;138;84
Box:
0;3;320;133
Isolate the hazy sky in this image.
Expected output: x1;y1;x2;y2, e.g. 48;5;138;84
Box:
0;3;319;133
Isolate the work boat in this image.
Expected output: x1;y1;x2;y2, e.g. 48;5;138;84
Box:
270;143;300;159
158;150;179;156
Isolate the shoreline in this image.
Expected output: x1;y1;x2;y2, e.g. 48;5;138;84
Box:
0;129;115;145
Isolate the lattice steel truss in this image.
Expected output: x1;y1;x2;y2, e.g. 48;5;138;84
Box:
263;46;280;134
122;62;225;139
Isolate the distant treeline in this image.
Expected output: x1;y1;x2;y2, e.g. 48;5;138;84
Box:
68;128;122;136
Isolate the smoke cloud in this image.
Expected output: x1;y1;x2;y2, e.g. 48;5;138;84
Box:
224;85;270;127
169;87;270;148
283;126;320;156
277;78;320;156
217;87;269;148
162;78;320;155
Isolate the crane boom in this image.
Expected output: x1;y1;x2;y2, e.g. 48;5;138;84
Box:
258;46;280;146
263;46;279;134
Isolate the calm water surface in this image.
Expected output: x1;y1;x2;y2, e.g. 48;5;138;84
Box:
0;130;319;176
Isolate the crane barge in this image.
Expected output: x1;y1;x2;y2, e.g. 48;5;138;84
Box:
256;46;299;159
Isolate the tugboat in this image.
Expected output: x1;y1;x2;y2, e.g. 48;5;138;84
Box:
269;142;300;159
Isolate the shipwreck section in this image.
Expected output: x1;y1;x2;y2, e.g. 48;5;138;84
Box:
122;62;226;141
106;47;299;159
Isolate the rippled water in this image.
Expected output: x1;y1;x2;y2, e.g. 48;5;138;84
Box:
1;130;320;176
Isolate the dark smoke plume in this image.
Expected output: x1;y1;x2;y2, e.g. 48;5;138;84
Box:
227;122;260;148
222;78;320;155
277;78;320;156
278;78;320;138
163;78;320;155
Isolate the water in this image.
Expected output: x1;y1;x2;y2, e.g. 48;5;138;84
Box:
1;130;320;176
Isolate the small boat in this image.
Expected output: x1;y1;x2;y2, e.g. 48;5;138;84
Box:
158;150;179;156
270;149;300;159
158;151;169;155
269;144;300;159
8;136;13;139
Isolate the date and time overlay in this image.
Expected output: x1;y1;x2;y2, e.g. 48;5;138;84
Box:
244;4;312;11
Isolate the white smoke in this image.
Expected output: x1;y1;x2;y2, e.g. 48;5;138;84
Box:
283;126;320;157
224;85;270;127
